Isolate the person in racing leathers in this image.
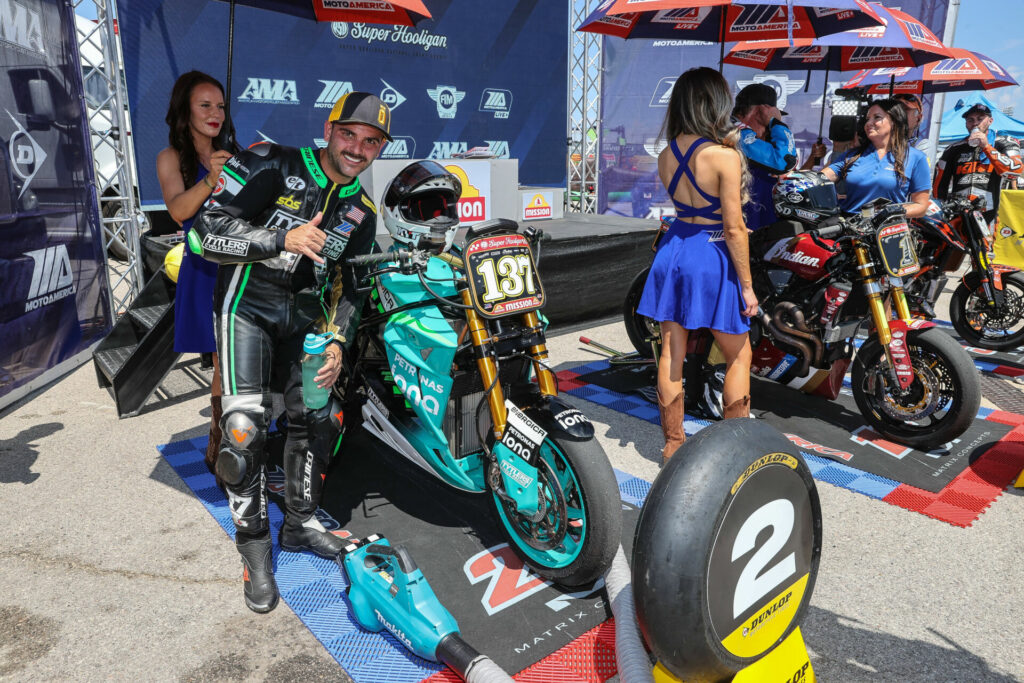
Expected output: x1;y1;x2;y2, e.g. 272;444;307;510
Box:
933;102;1022;224
192;92;391;613
732;83;798;230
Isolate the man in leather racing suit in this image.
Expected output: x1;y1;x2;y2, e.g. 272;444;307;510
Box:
933;102;1022;224
193;92;390;613
732;83;797;231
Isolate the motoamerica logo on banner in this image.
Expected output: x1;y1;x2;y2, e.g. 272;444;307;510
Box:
650;77;676;107
381;136;416;159
331;21;448;52
480;89;512;119
238;78;300;105
0;0;44;54
315;80;353;108
24;246;76;312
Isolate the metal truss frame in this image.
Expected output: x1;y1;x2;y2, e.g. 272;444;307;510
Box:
567;0;602;214
71;0;144;316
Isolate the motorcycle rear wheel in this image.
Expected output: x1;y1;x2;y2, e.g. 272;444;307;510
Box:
851;328;980;450
949;271;1024;351
491;434;621;587
623;266;658;357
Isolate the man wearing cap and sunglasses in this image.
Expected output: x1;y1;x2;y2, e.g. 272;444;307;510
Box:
192;92;391;613
933;102;1022;224
732;83;798;231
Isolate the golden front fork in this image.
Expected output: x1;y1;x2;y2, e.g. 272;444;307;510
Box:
854;245;893;345
522;311;558;398
461;289;507;438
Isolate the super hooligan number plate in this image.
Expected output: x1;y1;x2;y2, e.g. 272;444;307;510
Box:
464;233;545;318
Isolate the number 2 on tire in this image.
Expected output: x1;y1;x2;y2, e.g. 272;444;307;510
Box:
731;499;796;619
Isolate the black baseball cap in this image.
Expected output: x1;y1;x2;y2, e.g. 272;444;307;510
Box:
328;92;392;141
962;103;992;119
736;83;788;116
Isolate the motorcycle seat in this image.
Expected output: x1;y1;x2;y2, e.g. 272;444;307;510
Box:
750;219;805;255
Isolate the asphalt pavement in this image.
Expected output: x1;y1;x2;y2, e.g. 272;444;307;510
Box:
1;308;1022;681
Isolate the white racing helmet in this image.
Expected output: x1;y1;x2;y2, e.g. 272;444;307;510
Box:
381;161;462;253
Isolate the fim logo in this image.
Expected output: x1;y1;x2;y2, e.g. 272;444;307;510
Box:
479;89;512;119
315;80;352;108
381;136;416;159
238;78;299;105
428;141;468;159
24;245;76;312
427;85;465;119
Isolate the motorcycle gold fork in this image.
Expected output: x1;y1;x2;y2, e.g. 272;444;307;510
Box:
461;289;508;439
854;243;901;383
522;311;558;398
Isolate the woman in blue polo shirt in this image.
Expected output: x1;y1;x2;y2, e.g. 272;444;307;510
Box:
823;99;931;218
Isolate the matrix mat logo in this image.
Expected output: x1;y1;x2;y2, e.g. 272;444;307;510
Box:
330;21;448;51
238;78;300;105
0;0;43;54
315;80;353;108
25;245;76;312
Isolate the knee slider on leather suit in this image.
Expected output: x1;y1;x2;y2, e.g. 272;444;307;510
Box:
216;409;267;488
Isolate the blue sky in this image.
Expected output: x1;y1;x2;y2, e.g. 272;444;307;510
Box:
947;0;1024;119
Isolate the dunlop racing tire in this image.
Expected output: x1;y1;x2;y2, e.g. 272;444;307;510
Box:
632;420;822;680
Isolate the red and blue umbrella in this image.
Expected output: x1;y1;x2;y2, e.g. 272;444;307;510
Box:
842;49;1018;95
724;3;950;71
577;0;884;43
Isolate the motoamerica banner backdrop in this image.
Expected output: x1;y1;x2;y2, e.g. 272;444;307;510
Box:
116;0;569;209
0;0;112;407
599;0;950;219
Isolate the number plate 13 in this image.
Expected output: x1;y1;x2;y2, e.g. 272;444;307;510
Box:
464;233;545;318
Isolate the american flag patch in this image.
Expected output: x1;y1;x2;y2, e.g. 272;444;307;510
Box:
346;206;366;223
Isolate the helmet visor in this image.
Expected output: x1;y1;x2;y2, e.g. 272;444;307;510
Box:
385;161;458;207
804;183;839;212
401;191;458;223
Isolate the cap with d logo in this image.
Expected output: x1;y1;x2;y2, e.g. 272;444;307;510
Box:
329;92;392;141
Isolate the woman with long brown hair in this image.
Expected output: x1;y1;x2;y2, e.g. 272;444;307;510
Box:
822;98;930;218
637;67;758;465
156;71;236;474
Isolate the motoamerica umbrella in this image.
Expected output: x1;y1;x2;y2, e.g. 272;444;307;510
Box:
577;1;884;44
842;49;1018;95
724;3;950;137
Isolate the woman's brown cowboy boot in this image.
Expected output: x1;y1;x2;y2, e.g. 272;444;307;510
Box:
723;395;750;419
658;389;686;465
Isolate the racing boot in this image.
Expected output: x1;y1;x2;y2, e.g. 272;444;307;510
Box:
723;395;751;419
279;511;346;559
236;531;279;613
657;388;685;466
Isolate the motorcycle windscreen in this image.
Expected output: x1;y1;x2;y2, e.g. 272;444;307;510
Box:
876;219;920;278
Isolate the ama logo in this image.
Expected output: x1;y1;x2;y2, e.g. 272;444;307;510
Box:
479;89;512;119
381;136;416;159
238;78;299;104
444;164;487;223
428;141;468;159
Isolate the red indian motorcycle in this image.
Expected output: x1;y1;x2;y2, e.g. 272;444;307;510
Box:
906;196;1024;350
624;201;982;451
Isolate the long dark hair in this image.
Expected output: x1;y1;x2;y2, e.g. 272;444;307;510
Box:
165;71;227;188
838;99;911;184
660;67;749;204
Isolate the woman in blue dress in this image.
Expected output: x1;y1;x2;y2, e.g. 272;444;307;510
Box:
156;71;235;474
637;67;759;464
822;98;931;218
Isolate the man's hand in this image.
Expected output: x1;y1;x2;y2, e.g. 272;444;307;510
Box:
810;142;827;160
315;342;342;389
284;212;326;264
969;128;987;148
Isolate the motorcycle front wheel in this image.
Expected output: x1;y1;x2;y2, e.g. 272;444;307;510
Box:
949;271;1024;351
623;266;659;357
491;434;621;587
851;327;981;450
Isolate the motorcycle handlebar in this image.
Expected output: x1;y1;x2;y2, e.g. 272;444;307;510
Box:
813;224;843;240
347;251;402;267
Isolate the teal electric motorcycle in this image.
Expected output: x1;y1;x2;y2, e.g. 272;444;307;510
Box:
341;219;620;587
